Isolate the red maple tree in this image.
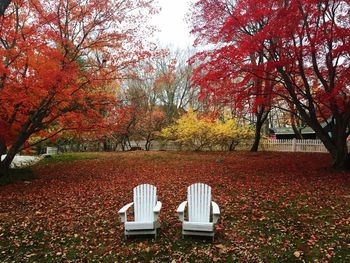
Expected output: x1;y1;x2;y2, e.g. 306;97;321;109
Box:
190;0;350;170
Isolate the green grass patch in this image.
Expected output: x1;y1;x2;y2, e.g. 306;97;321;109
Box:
123;151;221;162
39;152;102;164
0;168;36;186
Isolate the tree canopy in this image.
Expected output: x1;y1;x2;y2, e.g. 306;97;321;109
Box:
190;0;350;170
0;0;158;173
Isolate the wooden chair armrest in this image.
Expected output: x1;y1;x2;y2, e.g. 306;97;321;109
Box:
212;201;220;224
118;202;133;222
153;201;162;221
153;201;162;213
176;201;188;222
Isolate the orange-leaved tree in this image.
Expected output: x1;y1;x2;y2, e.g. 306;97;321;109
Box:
0;0;157;175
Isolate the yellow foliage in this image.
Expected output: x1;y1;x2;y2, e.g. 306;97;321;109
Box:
160;110;254;151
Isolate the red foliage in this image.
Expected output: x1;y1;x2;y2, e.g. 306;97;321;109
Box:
0;152;349;261
190;0;350;169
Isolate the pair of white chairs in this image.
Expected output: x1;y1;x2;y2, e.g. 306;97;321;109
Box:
118;183;220;239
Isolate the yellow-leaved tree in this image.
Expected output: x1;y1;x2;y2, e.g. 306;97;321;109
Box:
160;110;254;151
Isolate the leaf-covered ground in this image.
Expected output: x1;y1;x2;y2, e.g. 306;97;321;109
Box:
0;151;349;262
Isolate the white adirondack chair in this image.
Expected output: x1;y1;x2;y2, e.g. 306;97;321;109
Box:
118;184;162;239
176;183;220;239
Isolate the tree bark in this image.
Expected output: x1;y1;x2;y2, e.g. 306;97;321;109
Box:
0;133;28;176
250;121;263;152
250;109;269;152
0;140;6;156
291;123;303;139
0;163;8;177
329;122;350;170
331;146;350;170
103;139;109;151
144;133;153;151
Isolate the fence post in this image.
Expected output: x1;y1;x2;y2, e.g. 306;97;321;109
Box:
292;138;297;152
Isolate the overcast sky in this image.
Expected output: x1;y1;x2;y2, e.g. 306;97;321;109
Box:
151;0;195;49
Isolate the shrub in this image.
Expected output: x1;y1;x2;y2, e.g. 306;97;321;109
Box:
160;110;254;151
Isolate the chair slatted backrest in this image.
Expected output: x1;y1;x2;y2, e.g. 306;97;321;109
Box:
188;183;211;222
133;184;157;222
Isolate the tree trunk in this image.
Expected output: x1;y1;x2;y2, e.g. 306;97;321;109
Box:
310;118;350;171
145;134;152;151
291;123;303;139
0;140;6;156
332;148;350;170
0;163;8;177
103;139;109;151
250;109;269;152
250;121;263;152
121;136;129;151
276;66;350;171
0;137;26;176
290;111;304;139
0;141;7;176
145;141;150;151
330;130;350;170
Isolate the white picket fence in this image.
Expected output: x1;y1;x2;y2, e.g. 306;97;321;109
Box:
260;139;350;153
57;139;350;153
46;147;58;155
130;139;350;153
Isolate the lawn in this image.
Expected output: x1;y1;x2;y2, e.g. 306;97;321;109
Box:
0;151;349;262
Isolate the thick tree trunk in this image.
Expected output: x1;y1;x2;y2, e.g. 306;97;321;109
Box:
330;131;350;170
331;148;350;170
310;118;350;171
0;142;22;177
276;66;350;171
250;109;269;152
0;163;8;177
0;140;6;156
0;131;29;176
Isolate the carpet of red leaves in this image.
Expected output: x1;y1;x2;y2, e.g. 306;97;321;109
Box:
0;151;349;262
